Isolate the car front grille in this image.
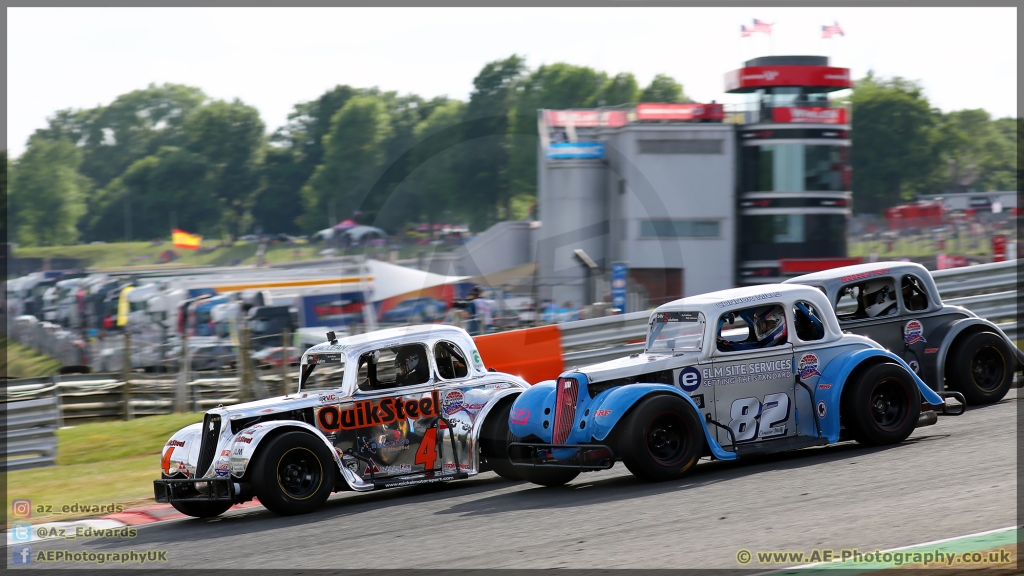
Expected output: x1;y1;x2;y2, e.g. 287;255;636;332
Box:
552;377;579;444
196;413;221;478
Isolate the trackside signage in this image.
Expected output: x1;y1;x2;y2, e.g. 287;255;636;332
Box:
547;142;605;159
772;107;848;124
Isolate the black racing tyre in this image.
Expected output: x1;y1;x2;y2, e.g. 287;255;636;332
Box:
842;363;920;446
508;435;580;487
251;431;336;516
161;474;233;519
479;402;521;481
618;395;704;482
948;331;1014;405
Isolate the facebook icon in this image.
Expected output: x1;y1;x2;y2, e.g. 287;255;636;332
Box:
12;545;32;565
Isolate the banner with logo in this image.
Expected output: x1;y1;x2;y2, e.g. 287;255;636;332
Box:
635;103;725;121
547;142;605;159
610;262;628;313
772;107;848;124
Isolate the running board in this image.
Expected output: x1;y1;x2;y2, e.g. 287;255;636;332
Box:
372;472;469;489
727;436;829;458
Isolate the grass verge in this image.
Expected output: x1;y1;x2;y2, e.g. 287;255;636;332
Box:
7;412;205;527
3;337;62;378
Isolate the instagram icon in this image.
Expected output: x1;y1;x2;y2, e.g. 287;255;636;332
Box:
12;499;31;518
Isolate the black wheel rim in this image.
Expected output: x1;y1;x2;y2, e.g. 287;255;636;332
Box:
869;378;910;431
971;346;1005;392
277;448;322;500
644;412;689;466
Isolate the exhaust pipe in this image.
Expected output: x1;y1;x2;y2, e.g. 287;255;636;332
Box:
917;410;938;427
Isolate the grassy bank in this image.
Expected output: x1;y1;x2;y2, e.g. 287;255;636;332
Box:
3;337;62;378
7;412;205;527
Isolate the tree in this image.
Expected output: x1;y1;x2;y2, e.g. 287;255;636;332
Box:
640;74;687;102
9;137;89;246
849;73;941;214
298;95;393;232
395;100;467;230
455;55;527;230
84;147;219;242
598;73;640;106
184;99;265;238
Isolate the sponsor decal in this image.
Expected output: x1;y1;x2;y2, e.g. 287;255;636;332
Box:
358;434;411;454
317;391;442;432
443;462;472;472
442;390;465;416
260;408;275;413
908;359;920;373
716;291;782;308
652;311;700;323
237;436;253;444
232;447;243;456
472;350;484;367
924;348;939;354
166;440;186;448
220;450;230;457
510;408;530;425
816;401;827;418
215;461;230;477
678;366;703;392
904;320;927;345
817;383;832;390
797;353;821;379
840;268;890;283
483;382;511;389
701;359;793;387
306;352;343;365
319;393;339;403
691;394;705;409
594;409;612;417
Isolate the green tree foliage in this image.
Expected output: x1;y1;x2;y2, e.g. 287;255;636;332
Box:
849;74;942;214
395;100;467;230
9;137;89;246
184;99;265;237
933;110;1016;193
640;73;687;103
298;95;393;232
597;73;640;106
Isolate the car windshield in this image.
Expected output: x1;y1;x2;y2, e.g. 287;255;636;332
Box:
299;351;348;392
647;311;705;353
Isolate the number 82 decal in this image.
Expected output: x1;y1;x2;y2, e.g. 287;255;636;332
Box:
728;393;790;442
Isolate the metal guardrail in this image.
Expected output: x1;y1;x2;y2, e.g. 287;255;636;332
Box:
932;259;1018;298
2;395;59;471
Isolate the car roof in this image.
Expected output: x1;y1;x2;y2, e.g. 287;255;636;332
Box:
783;261;930;285
654;284;823;314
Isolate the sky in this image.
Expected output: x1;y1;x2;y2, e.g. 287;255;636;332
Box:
6;7;1018;157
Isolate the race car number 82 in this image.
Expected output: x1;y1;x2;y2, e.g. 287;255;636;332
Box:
728;393;790;442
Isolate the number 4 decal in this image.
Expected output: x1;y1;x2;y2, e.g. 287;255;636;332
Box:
728;393;791;442
415;427;439;469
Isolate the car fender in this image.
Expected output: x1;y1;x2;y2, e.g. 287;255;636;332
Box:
225;419;367;491
468;387;524;469
586;384;736;460
934;317;1024;387
507;380;558;441
160;422;203;478
816;349;942;443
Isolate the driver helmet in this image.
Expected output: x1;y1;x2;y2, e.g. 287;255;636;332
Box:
395;347;422;379
862;281;896;317
752;306;787;347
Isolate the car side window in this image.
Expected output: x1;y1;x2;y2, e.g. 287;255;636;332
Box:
901;275;929;311
716;303;788;352
793;301;825;342
433;340;469;380
356;344;431;392
836;278;898;320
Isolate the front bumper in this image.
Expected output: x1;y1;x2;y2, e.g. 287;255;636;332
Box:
508;442;615;471
154;478;234;504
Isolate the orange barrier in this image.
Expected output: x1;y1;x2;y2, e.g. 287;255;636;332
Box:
474;325;564;385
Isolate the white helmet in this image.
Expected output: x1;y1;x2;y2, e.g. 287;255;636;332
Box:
752;306;787;346
861;281;896;317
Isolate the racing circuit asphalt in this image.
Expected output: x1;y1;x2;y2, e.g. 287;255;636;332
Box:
11;389;1019;570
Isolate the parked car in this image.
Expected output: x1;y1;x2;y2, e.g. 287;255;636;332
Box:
505;284;962;487
784;262;1023;405
252;346;300;369
154;325;528;518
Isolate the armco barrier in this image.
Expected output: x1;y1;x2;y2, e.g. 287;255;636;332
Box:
3;395;59;471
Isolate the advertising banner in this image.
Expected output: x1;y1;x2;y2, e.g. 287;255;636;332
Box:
547;142;605;159
771;107;848;124
610;262;628;313
635;103;725;121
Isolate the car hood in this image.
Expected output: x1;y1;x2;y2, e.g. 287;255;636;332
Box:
578;351;702;383
208;390;339;423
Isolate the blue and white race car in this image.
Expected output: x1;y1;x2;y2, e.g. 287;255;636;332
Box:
506;284;963;486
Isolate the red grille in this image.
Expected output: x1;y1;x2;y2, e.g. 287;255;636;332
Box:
552;377;579;444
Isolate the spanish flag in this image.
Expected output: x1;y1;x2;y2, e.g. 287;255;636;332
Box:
172;228;202;250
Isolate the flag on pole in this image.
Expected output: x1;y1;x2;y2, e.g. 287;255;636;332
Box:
751;19;773;35
822;21;844;38
172;228;202;250
740;24;752;37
